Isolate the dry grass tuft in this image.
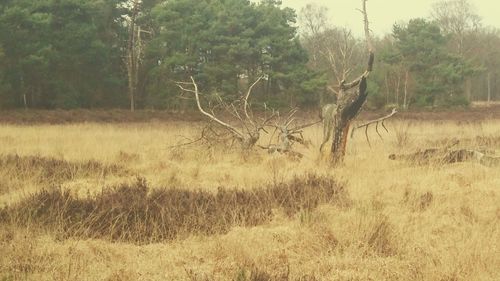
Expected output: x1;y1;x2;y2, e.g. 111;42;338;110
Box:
0;154;127;199
1;175;347;244
403;189;434;211
364;214;397;257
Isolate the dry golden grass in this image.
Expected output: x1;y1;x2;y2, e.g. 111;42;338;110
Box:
0;116;499;280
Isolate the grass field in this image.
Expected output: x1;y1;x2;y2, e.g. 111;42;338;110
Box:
0;110;499;281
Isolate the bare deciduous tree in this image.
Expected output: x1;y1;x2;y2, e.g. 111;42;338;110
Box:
300;2;376;161
176;77;268;149
176;77;319;154
325;0;375;164
431;0;482;101
124;0;151;112
431;0;481;55
299;4;364;105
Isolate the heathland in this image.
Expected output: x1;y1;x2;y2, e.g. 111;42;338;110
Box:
0;109;499;281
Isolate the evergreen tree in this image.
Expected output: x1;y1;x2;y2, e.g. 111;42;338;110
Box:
0;0;126;109
146;0;323;109
390;19;473;107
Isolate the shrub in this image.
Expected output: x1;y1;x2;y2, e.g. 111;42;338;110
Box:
1;175;348;244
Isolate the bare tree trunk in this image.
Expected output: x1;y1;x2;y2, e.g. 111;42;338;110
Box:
403;69;409;109
20;75;27;110
330;69;371;164
385;75;389;104
465;77;472;102
396;73;400;106
329;0;373;165
23;94;27;110
126;0;140;112
331;117;351;163
487;72;491;106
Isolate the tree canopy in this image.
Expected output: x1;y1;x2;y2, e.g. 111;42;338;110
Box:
0;0;499;110
0;0;126;109
389;19;474;107
0;0;323;110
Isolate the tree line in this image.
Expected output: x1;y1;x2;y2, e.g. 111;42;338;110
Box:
301;0;500;109
0;0;498;110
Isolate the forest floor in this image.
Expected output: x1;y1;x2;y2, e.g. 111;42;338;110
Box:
0;108;499;281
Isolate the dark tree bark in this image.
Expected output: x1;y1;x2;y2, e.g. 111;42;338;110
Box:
330;55;372;163
329;0;374;165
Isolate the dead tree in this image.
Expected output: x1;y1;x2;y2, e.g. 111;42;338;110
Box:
176;77;320;154
319;103;337;152
328;0;374;164
260;108;320;158
176;76;275;150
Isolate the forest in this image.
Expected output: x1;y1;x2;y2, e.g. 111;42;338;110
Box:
0;0;498;110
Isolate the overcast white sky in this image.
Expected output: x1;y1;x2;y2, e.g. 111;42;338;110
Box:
277;0;500;36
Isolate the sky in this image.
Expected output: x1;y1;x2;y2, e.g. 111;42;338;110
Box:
277;0;500;36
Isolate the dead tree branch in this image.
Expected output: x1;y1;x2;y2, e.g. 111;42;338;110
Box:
259;109;320;157
351;108;397;146
175;76;290;150
362;0;374;53
389;140;500;167
177;77;246;142
244;76;264;125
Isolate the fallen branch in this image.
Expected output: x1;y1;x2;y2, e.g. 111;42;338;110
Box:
389;141;500;167
176;76;272;149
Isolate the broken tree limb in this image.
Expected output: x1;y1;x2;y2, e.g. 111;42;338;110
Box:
362;0;374;53
389;143;500;167
243;76;264;127
351;108;397;146
177;77;246;142
175;76;317;154
260;108;320;156
175;76;280;149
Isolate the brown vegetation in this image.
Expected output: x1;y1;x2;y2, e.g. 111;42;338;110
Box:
0;155;126;199
0;112;498;280
1;175;347;244
1;105;500;125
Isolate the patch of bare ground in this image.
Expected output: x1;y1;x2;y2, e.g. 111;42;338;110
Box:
0;175;348;244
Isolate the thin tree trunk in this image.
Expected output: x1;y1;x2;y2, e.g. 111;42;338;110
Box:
487;72;491;106
127;28;136;112
396;73;400;106
126;0;140;112
403;69;409;109
385;75;389;104
465;77;472;102
23;94;27;110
